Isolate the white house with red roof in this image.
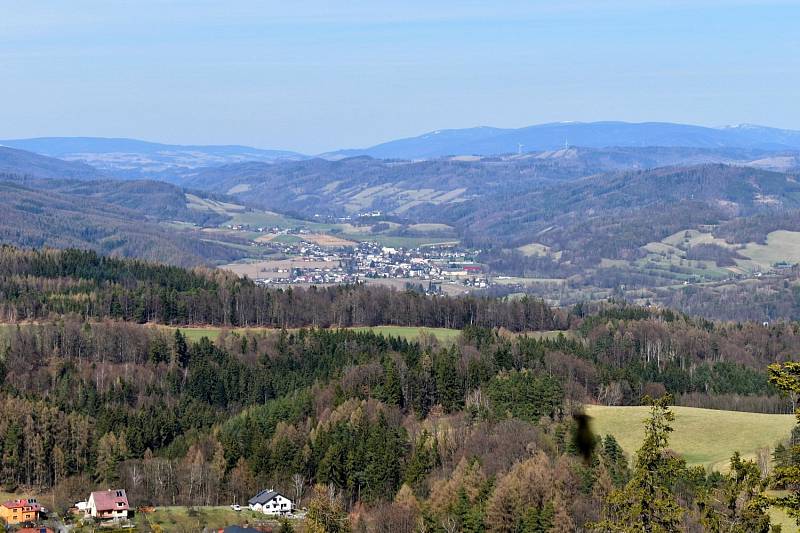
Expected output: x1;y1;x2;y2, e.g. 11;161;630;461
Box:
86;489;129;520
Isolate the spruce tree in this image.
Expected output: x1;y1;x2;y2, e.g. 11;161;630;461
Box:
592;396;684;532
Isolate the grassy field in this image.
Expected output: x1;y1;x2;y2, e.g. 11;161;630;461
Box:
166;325;462;344
133;506;300;532
517;242;562;260
171;325;572;344
586;405;795;471
347;325;462;343
742;230;800;269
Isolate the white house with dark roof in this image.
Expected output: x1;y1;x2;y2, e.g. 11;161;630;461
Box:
247;489;293;515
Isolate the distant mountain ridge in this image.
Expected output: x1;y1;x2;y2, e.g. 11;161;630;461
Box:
0;146;103;180
326;121;800;159
7;122;800;172
0;137;305;158
0;137;307;180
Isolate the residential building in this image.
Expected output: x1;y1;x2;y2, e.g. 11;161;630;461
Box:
86;489;129;520
247;489;293;515
0;498;41;524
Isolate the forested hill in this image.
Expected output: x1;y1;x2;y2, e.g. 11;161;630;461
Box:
180;147;793;219
0;146;261;267
448;163;800;254
0;247;796;530
0;181;247;268
0;246;562;330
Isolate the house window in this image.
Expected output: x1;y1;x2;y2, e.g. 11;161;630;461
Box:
117;502;124;507
116;491;123;497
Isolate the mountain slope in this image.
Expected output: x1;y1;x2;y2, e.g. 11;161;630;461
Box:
16;177;231;227
0;180;249;267
0;147;258;265
331;121;800;159
443;164;800;263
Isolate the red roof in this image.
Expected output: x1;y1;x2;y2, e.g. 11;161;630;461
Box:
90;489;129;511
2;498;41;511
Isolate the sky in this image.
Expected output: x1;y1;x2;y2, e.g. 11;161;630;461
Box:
2;1;799;153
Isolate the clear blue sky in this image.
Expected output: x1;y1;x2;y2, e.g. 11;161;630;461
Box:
2;1;798;153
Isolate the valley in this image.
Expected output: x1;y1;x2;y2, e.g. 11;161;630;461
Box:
8;132;800;322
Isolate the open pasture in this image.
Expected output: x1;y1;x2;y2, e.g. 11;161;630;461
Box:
586;405;795;471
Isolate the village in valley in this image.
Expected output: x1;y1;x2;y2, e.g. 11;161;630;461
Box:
223;233;492;294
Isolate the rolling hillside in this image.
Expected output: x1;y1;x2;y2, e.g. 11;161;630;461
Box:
448;164;800;255
0;146;274;266
182;147;795;218
0;181;250;266
18;177;231;226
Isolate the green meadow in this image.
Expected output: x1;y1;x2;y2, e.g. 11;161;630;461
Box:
586;405;795;471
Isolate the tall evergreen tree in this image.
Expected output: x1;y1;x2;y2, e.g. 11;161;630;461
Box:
592;396;684;532
174;328;189;367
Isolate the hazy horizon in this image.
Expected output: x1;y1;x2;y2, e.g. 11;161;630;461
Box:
4;119;800;155
3;1;799;152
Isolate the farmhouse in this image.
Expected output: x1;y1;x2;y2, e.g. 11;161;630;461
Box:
86;489;129;520
247;489;293;515
0;498;42;524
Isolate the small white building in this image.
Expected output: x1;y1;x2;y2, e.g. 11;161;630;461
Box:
248;489;293;515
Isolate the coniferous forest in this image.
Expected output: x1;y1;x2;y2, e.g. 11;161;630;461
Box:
1;247;800;531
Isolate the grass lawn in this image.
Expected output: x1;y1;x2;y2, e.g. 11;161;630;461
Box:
137;506;291;532
586;405;795;472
